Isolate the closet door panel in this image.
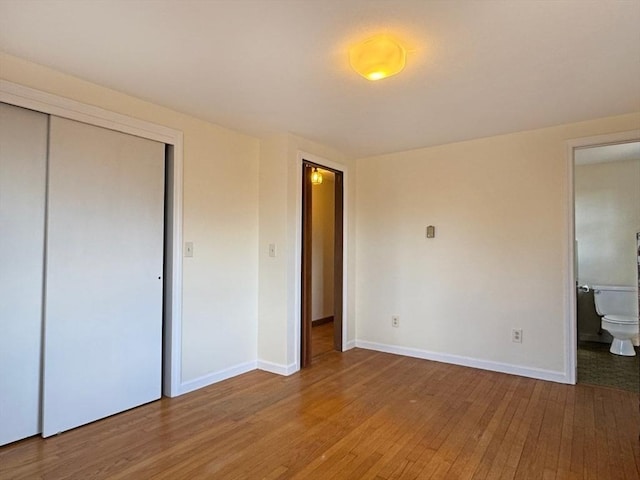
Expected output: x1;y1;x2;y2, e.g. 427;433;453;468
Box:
42;117;165;437
0;103;48;446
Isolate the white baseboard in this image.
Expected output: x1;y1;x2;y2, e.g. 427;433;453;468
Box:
257;360;298;376
176;340;570;396
355;340;569;384
179;360;257;395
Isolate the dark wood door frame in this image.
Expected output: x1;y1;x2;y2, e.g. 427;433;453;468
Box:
301;163;313;368
301;161;344;368
332;172;344;352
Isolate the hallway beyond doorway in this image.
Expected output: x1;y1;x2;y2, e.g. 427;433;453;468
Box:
312;321;334;359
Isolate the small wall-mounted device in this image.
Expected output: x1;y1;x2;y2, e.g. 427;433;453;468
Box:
426;225;435;238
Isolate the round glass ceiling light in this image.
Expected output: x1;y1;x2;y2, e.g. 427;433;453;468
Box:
349;34;406;81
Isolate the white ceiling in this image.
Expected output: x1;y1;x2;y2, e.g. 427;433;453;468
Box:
1;0;639;158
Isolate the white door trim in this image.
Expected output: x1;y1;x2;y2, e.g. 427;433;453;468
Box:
0;80;184;397
564;129;640;385
294;151;349;372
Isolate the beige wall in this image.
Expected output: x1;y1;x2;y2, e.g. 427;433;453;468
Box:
355;113;640;377
311;172;335;320
0;52;260;384
575;159;640;287
257;134;290;367
257;133;354;371
5;51;639;387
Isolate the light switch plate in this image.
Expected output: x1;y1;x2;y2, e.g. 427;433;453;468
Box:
185;242;194;257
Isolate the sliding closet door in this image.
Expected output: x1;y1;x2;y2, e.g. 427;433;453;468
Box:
0;104;48;446
42;117;165;437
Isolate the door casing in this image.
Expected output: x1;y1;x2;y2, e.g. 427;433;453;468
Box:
564;129;640;384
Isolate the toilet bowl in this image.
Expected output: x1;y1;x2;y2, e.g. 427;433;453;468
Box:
592;285;639;357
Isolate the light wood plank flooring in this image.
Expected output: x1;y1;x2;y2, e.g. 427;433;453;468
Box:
1;348;638;479
312;320;335;359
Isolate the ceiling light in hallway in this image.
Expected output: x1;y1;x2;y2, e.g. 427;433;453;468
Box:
311;167;323;185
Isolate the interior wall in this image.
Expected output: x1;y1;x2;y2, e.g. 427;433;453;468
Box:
257;133;354;372
6;52;637;387
0;53;260;386
311;172;335;321
257;134;290;368
355;113;640;378
575;158;640;287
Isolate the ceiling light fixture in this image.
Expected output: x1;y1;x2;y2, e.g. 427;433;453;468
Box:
349;34;406;81
311;167;323;185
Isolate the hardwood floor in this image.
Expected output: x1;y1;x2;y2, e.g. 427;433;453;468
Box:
1;348;639;479
312;320;335;358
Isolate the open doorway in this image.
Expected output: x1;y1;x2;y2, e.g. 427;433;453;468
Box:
573;140;640;392
301;161;344;368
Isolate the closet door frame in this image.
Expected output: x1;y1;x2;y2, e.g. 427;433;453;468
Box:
0;80;184;398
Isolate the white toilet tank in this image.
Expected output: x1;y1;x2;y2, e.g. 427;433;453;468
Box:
592;285;639;318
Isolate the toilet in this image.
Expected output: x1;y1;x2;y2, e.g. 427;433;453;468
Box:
592;285;639;356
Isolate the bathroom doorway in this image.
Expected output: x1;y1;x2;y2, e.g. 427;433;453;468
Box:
573;140;640;392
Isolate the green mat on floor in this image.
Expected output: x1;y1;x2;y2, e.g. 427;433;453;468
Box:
578;341;640;392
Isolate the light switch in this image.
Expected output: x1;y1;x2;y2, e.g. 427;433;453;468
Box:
268;243;277;258
185;241;194;257
426;225;435;238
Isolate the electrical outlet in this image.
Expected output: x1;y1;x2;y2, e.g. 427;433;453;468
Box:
392;315;400;328
512;328;523;343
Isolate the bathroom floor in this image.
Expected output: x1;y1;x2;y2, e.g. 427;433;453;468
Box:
578;341;640;392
